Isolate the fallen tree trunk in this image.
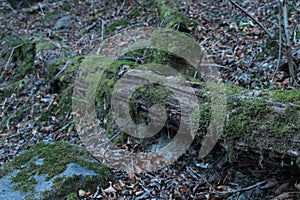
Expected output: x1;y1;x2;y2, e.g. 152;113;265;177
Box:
87;56;300;170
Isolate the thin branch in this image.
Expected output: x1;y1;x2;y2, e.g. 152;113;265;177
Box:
282;0;290;46
272;4;283;83
282;0;296;81
101;19;106;42
116;0;126;16
228;0;273;39
4;44;22;71
210;180;267;195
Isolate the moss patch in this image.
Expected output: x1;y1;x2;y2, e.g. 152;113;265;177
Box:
268;89;300;105
7;37;36;79
94;59;139;142
129;83;175;125
66;192;80;200
43;174;106;200
35;41;57;52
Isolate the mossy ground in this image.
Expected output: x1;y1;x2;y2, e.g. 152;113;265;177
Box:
0;35;59;100
0;141;111;198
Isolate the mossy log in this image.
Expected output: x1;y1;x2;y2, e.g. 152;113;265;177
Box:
91;58;300;169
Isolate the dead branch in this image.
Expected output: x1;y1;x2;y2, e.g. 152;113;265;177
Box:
282;0;297;82
227;0;273;39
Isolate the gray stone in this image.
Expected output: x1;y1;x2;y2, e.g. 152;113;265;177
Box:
54;16;73;30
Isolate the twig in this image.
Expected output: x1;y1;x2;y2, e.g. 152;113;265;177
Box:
187;167;213;188
282;0;290;47
3;2;16;12
201;63;231;70
39;3;45;17
228;0;273;39
101;19;106;42
54;60;72;79
4;44;22;71
116;0;126;16
233;180;267;193
211;180;267;195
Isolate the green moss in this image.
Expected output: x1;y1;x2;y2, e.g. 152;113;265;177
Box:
34;55;83;125
66;192;80;200
0;79;26;100
224;98;271;138
221;88;300;163
36;41;57;52
0;36;35;79
0;142;111;193
0;86;12;99
43;174;106;199
47;50;78;84
195;104;212;137
267;107;300;138
268;90;300;105
94;60;139;142
129;84;174;125
122;48;199;79
225;84;244;94
95;60;139;119
4;37;36;78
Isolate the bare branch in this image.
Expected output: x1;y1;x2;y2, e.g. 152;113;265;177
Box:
228;0;273;39
282;0;296;81
272;5;283;83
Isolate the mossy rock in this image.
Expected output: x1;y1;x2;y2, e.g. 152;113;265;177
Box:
0;141;111;200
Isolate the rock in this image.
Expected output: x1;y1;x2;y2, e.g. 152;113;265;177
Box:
0;141;111;200
54;16;73;30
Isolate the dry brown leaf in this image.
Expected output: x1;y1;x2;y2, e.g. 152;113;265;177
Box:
104;181;117;193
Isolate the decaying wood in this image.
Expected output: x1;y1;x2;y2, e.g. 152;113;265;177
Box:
97;69;300;169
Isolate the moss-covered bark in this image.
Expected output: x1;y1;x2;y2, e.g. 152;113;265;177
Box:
223;86;300;166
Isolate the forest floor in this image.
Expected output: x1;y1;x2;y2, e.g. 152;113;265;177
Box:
0;0;300;199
